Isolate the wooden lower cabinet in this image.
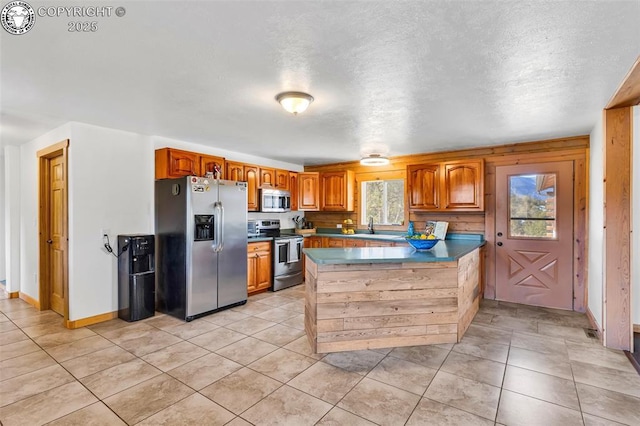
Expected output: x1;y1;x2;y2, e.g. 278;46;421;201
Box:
307;236;322;248
248;242;271;294
316;236;398;248
343;239;367;248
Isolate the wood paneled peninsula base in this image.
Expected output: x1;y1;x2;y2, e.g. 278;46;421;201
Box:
303;237;484;354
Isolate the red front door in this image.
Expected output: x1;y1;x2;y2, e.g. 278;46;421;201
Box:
495;161;574;310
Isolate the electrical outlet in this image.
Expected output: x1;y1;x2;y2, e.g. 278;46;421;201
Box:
336;224;342;228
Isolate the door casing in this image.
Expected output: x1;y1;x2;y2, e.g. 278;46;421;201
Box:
38;140;69;323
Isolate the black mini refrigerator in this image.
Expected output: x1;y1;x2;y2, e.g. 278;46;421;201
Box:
118;234;155;321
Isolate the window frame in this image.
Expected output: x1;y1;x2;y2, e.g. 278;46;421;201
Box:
507;172;559;240
356;170;408;232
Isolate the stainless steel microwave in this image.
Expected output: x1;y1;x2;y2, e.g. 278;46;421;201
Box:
261;188;291;212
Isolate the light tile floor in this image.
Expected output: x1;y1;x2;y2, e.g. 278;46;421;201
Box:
1;286;640;425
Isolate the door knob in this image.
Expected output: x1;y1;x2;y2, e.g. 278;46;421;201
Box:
497;242;503;246
46;239;53;244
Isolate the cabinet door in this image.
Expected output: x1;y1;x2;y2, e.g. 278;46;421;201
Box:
321;171;354;211
407;164;440;210
298;172;320;211
244;165;259;211
247;253;258;293
226;161;244;181
344;239;366;248
260;168;275;187
326;238;345;248
155;148;199;179
200;155;225;179
275;169;289;190
307;236;322;248
366;240;395;247
443;160;484;211
256;250;272;291
289;172;298;211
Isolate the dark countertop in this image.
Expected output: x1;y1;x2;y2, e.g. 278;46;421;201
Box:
303;234;485;264
247;236;273;243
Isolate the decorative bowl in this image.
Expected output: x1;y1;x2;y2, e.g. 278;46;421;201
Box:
404;236;440;251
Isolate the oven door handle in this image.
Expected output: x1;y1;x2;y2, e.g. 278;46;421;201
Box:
287;239;300;263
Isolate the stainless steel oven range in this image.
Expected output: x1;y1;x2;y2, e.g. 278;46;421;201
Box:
255;219;304;291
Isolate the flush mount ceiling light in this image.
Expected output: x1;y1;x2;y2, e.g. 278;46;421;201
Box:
360;154;390;166
276;91;314;115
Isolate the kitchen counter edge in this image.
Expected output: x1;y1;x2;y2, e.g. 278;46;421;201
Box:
303;239;485;264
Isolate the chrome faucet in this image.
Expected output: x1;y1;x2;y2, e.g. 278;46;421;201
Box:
367;217;374;234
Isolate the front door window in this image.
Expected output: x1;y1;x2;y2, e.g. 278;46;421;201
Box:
509;174;557;239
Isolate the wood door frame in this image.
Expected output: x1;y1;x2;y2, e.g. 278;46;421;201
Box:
37;139;69;323
601;56;639;351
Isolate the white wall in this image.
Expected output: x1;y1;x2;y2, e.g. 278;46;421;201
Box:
633;105;639;326
10;123;305;320
588;112;605;330
67;123;154;320
20;124;73;299
4;146;21;293
0;153;6;281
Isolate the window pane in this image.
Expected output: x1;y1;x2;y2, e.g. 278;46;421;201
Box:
508;174;557;238
362;180;404;226
364;181;384;223
386;180;404;225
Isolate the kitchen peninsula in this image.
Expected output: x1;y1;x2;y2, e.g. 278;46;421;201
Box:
303;236;484;353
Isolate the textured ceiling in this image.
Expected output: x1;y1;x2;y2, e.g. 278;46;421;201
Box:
1;1;639;165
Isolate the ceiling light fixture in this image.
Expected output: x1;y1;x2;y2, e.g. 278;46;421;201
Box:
360;154;390;166
276;91;314;115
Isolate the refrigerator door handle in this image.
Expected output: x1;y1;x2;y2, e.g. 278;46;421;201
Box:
213;201;224;252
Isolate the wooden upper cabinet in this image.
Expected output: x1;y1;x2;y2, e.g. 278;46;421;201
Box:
289;172;298;211
320;170;355;211
407;164;440;210
443;160;484;210
407;159;484;211
298;172;320;211
275;169;289;190
226;161;244;181
259;168;275;187
244;165;259;211
155;148;199;179
200;155;225;179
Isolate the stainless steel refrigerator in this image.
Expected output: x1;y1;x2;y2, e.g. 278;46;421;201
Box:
155;177;248;321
